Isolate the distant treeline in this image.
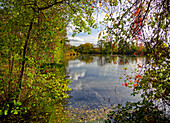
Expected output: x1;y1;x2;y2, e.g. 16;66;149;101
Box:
69;41;147;55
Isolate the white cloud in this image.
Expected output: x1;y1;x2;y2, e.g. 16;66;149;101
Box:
68;36;86;46
80;33;98;44
68;32;100;46
67;11;108;46
68;36;84;42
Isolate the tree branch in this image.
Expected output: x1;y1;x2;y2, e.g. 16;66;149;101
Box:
38;0;64;11
18;19;33;93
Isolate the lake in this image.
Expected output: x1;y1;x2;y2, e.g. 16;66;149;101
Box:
65;54;145;118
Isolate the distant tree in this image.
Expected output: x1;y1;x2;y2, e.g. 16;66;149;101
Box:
78;43;93;54
97;39;105;53
103;41;112;54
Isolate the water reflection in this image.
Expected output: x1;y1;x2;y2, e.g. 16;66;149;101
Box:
66;55;145;110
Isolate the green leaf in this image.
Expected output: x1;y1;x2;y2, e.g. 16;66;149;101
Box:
0;110;3;115
14;110;18;114
17;102;22;106
4;110;8;115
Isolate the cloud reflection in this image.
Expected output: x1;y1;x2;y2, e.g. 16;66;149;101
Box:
67;55;144;109
70;70;85;80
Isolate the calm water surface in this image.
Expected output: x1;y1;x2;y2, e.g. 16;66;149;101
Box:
66;55;145;110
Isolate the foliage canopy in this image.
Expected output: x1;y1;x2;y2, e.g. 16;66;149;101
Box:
0;0;97;122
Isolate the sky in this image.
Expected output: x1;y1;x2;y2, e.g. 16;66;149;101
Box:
66;1;120;46
67;8;107;46
67;27;100;46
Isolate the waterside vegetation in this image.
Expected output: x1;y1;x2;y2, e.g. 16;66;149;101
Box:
0;0;169;122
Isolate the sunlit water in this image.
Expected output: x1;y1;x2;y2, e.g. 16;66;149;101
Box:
66;55;145;111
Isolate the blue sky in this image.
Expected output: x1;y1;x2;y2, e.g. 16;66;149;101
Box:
66;1;121;46
67;1;120;46
67;27;100;46
67;9;106;46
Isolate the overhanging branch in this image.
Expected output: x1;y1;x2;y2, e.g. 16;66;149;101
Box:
38;0;64;11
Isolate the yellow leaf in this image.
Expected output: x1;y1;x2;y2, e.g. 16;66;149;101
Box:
99;3;102;7
105;13;109;17
159;52;162;57
114;20;116;24
98;32;101;40
116;11;118;14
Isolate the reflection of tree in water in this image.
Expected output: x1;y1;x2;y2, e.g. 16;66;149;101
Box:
118;55;127;65
118;55;146;65
110;56;118;64
104;57;112;64
78;55;94;64
97;55;104;66
96;55;145;66
70;55;145;67
98;55;118;66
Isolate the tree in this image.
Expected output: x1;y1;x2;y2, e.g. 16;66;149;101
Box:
78;43;93;54
97;39;105;53
0;0;97;121
101;0;170;122
103;41;112;54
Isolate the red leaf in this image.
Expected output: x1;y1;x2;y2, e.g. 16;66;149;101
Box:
125;82;128;87
138;75;141;79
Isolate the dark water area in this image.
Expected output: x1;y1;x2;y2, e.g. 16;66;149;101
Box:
66;54;146;110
